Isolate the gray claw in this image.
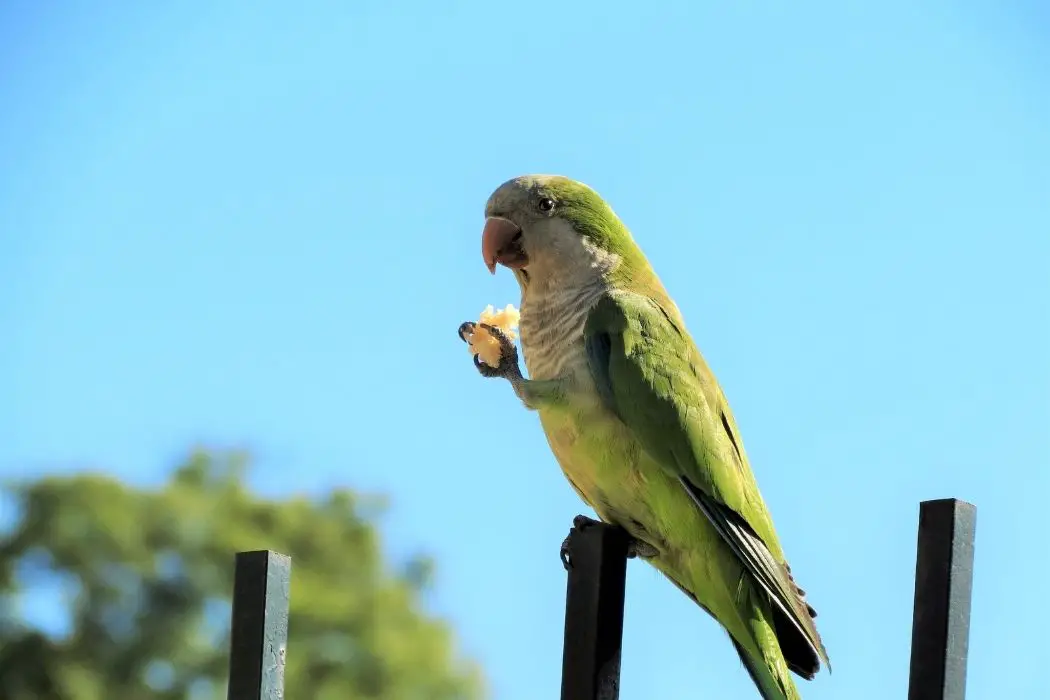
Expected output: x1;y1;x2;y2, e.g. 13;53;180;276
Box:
479;323;517;360
560;515;657;567
572;514;601;530
626;540;659;559
458;321;476;343
473;353;504;378
561;515;603;570
460;322;522;381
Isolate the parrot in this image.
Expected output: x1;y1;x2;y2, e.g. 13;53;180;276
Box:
457;175;830;700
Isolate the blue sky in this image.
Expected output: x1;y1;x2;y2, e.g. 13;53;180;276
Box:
2;1;1048;698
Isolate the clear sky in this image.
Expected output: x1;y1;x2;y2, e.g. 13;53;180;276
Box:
2;2;1048;698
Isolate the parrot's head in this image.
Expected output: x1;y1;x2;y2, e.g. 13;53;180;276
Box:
481;174;641;292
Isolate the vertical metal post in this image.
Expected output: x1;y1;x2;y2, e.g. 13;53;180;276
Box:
227;550;292;700
560;521;629;700
907;499;977;700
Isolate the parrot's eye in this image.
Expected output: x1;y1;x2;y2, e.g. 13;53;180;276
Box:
537;197;555;213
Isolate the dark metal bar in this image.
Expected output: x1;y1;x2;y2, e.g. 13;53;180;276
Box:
227;550;293;700
907;499;977;700
560;520;630;700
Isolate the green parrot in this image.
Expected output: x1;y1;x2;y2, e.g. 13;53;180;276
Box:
458;175;830;700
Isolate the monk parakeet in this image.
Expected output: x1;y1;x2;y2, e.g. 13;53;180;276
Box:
458;175;830;700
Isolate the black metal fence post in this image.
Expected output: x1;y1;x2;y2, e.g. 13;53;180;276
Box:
216;499;979;700
227;550;292;700
907;499;977;700
560;521;630;700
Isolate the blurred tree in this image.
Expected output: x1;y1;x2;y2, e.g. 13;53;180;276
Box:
0;449;484;700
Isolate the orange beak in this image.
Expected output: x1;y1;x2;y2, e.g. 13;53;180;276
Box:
481;216;527;274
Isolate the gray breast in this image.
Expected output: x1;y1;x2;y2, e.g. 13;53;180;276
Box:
519;283;606;381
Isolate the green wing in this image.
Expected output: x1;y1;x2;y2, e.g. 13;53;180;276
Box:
584;290;829;677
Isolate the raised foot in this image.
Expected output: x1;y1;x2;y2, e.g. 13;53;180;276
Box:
457;321;523;380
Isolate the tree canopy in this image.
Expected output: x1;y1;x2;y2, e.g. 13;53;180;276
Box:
0;449;484;700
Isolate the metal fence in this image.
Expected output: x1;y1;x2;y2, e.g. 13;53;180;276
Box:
223;498;976;700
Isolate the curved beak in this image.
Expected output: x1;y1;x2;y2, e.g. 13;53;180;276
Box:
481;216;527;274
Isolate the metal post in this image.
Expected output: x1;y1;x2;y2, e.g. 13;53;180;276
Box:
560;519;630;700
227;550;292;700
907;499;977;700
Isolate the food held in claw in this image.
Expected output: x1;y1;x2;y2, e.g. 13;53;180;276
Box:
464;304;520;366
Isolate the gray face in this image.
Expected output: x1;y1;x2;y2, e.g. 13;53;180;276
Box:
481;175;618;295
484;175;557;226
481;176;550;287
481;175;577;289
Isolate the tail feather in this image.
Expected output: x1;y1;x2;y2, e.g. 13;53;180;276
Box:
729;637;800;700
728;598;804;700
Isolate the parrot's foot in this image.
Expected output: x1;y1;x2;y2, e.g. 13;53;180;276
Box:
560;515;601;570
626;539;659;560
559;515;657;570
457;321;524;382
572;514;602;529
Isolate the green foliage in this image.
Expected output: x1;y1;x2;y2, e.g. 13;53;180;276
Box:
0;450;484;700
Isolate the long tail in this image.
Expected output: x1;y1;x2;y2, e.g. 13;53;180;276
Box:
726;601;806;700
656;566;806;699
729;636;800;700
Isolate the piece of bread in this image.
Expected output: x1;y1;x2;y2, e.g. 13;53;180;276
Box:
466;304;520;366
